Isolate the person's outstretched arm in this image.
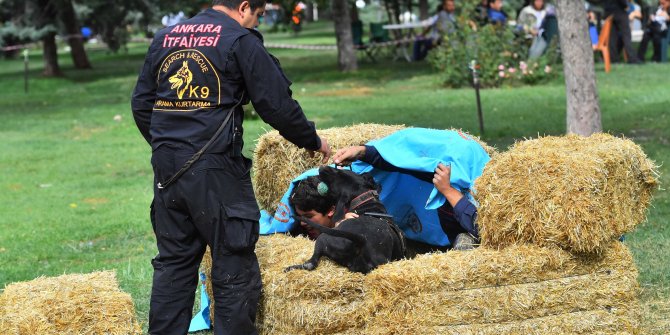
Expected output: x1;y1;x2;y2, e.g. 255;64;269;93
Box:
333;145;434;182
433;163;478;237
235;33;331;162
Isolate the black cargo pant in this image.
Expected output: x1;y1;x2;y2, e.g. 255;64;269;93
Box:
148;145;262;335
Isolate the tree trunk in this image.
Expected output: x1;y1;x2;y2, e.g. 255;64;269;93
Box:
419;0;429;20
332;0;358;71
555;0;602;136
390;0;401;23
27;0;62;76
305;2;314;22
42;32;63;76
59;0;91;69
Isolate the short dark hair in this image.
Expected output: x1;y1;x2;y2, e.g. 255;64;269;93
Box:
289;176;335;215
213;0;266;10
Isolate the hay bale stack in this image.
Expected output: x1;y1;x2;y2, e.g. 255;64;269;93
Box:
365;242;640;334
474;133;659;254
365;308;639;335
202;236;640;334
255;235;371;334
252;124;405;211
0;271;141;335
202;236;371;334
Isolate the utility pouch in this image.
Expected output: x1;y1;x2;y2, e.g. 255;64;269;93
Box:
231;127;242;158
222;201;260;252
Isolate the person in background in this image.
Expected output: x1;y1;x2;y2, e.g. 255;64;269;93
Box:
605;0;643;63
474;0;490;25
628;1;644;31
413;0;458;61
518;0;548;57
487;0;508;26
517;0;547;38
637;0;670;61
586;1;600;47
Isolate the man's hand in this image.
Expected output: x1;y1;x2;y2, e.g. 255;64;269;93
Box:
309;136;332;164
433;163;453;195
332;145;366;166
433;163;464;207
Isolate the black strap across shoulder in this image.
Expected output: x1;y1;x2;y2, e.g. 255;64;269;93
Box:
157;92;245;190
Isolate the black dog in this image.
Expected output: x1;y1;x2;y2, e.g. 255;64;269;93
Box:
285;166;406;274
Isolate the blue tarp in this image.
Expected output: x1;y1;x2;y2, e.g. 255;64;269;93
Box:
259;128;490;246
188;272;211;332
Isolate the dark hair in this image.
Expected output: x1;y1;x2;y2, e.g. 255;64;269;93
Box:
289;176;335;214
213;0;266;10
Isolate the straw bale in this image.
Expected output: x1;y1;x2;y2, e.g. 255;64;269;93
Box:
474;133;659;254
201;235;640;334
365;307;640;334
256;235;371;334
202;235;371;333
252;124;405;211
0;271;141;335
365;242;639;332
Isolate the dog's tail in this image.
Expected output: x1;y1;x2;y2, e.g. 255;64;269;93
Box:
293;215;366;247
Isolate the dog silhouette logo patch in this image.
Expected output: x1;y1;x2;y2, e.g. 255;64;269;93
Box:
155;49;221;112
168;61;193;99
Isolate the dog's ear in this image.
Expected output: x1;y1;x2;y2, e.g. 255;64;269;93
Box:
361;172;381;193
317;166;336;187
331;196;348;223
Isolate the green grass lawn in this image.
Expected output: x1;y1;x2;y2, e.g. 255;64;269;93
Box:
1;21;668;333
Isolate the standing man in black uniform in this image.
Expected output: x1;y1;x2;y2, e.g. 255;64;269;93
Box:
131;0;331;334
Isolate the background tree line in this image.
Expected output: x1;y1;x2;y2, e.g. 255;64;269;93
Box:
0;0;605;135
0;0;214;75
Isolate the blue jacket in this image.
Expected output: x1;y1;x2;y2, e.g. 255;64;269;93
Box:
488;8;508;25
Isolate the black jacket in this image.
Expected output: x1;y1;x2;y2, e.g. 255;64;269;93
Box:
131;8;320;153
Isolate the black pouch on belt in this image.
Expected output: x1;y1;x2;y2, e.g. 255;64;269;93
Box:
231;126;242;158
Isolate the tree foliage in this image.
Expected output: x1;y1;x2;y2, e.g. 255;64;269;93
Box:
429;1;559;88
0;0;56;57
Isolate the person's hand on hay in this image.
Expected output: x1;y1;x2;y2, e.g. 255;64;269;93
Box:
309;136;332;163
433;163;464;207
332;145;366;166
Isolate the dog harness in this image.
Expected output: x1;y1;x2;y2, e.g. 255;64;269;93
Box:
348;190;379;212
